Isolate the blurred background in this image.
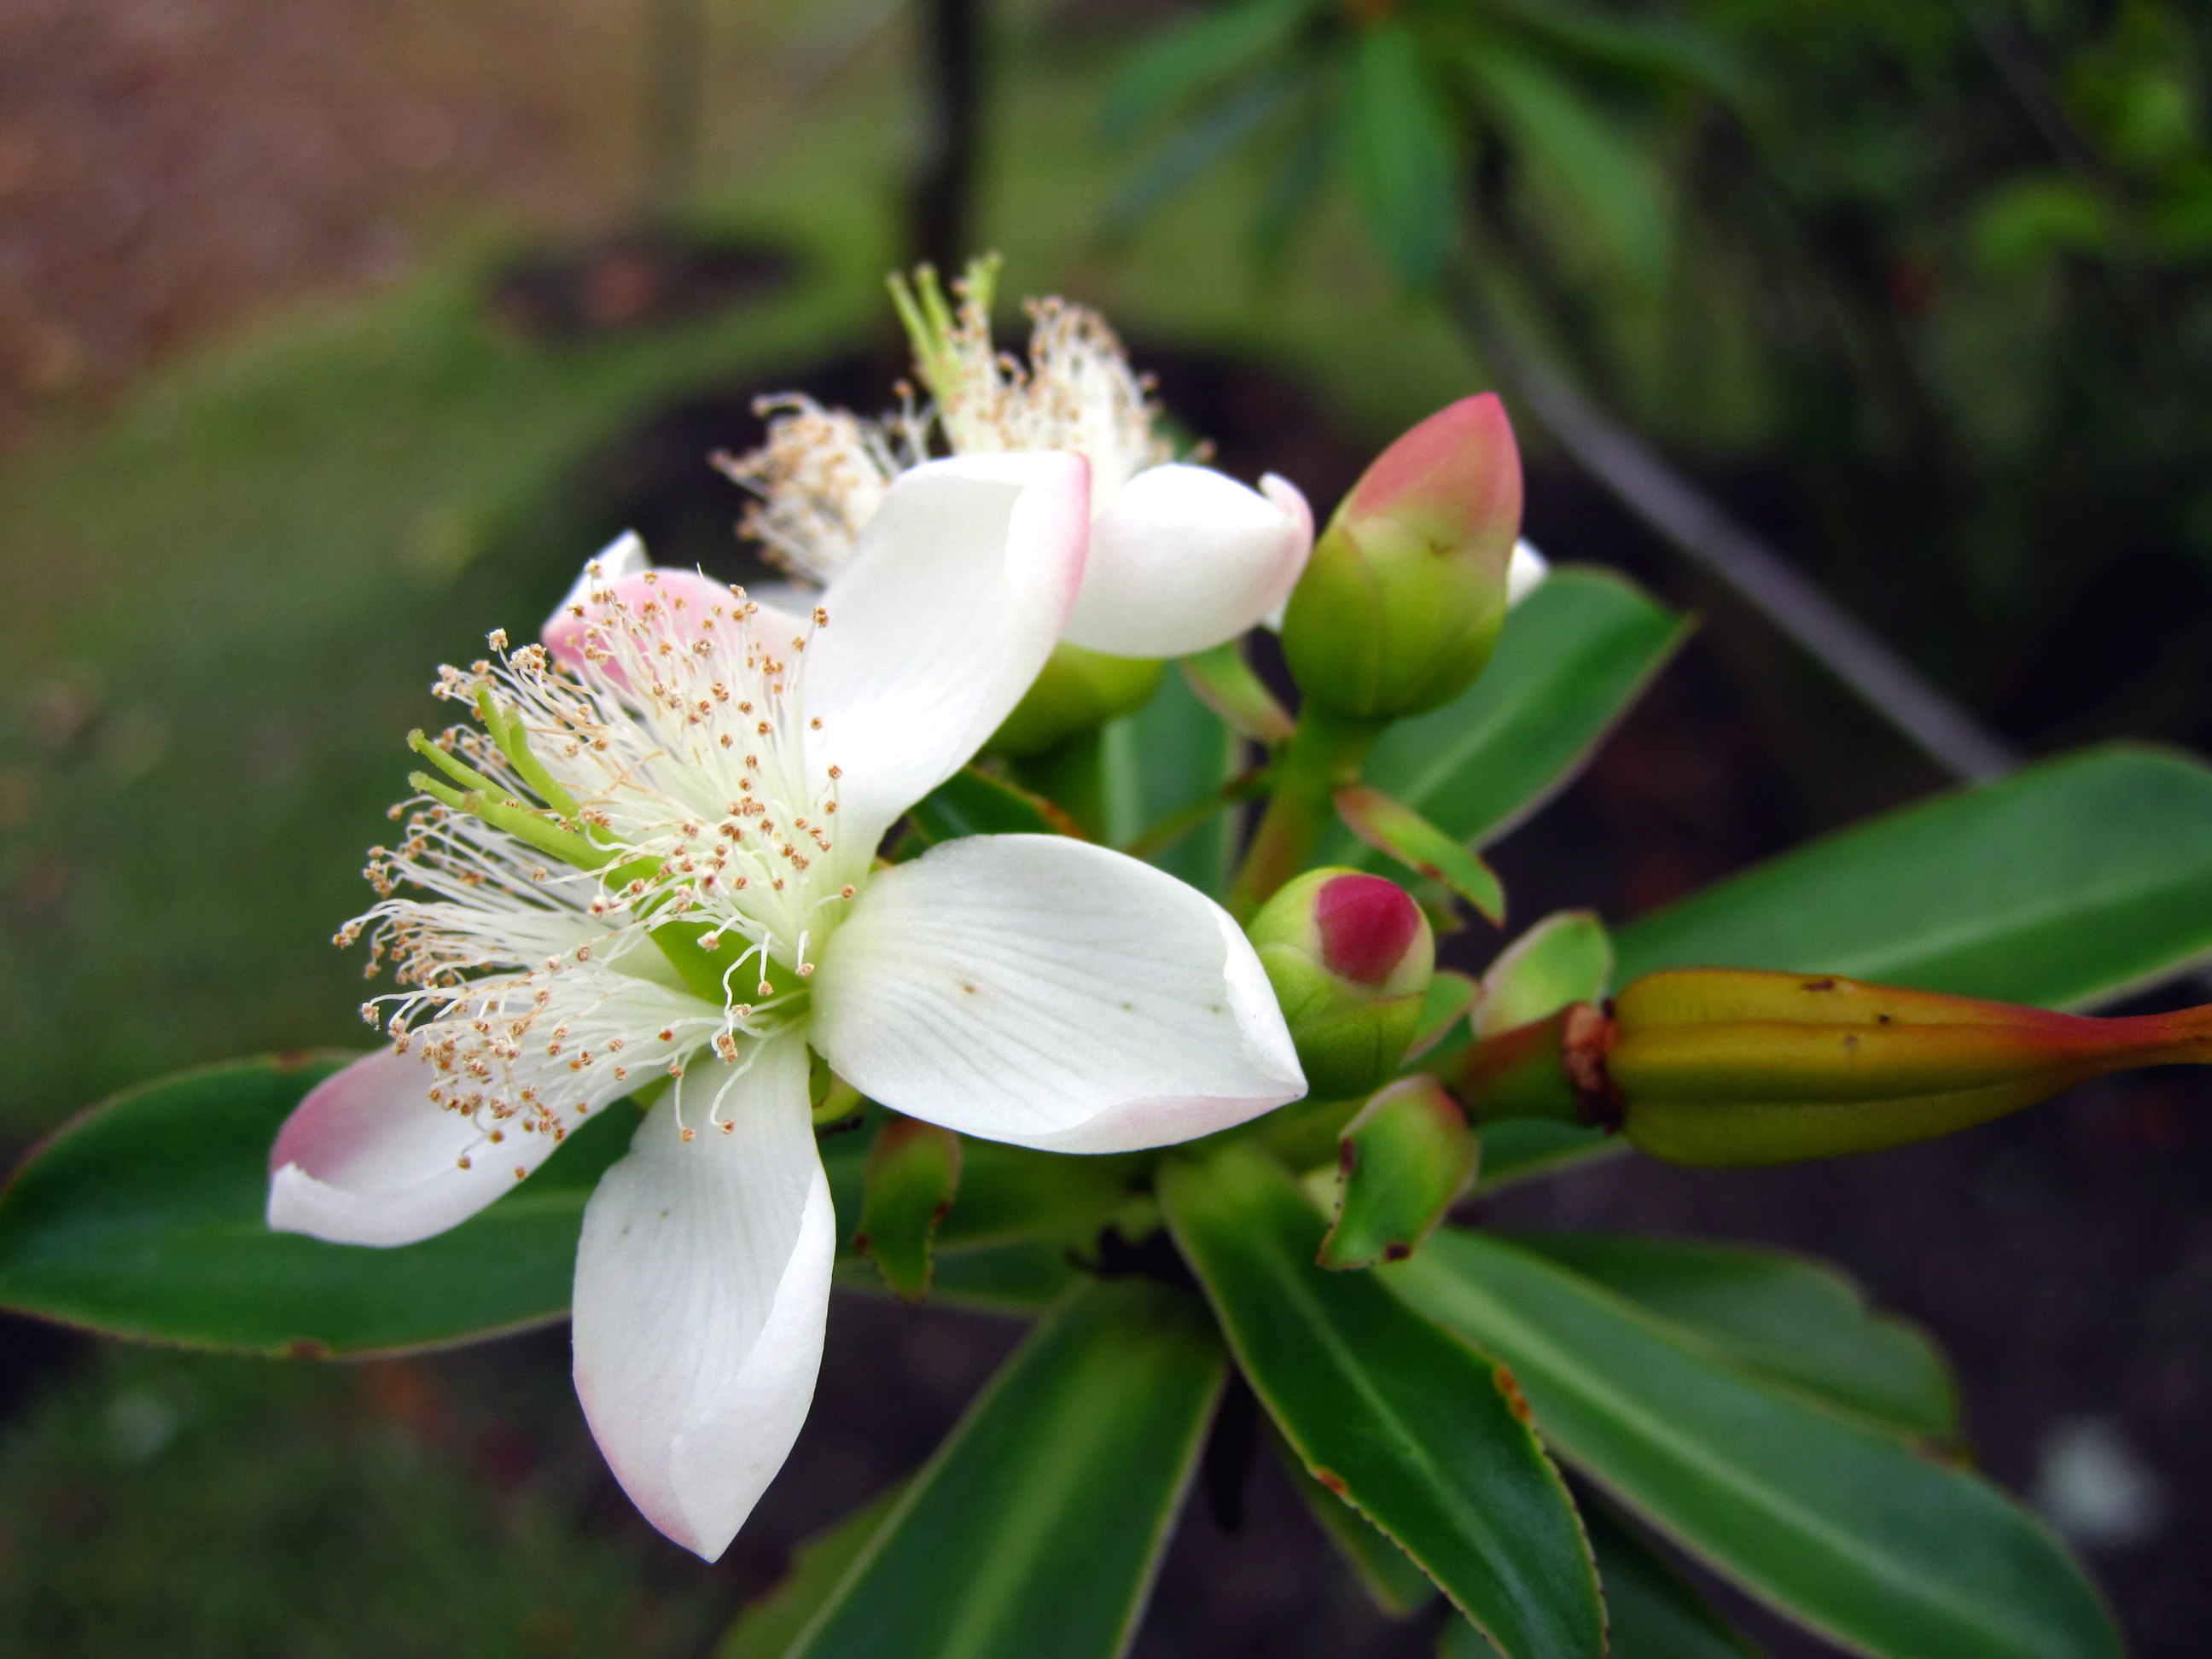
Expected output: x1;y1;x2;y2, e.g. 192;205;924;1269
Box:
1;0;2209;1653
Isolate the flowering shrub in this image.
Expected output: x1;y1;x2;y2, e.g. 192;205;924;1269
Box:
4;265;2209;1659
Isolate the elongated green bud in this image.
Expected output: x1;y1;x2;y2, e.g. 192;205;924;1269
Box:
1280;394;1522;722
1250;869;1434;1098
1603;969;2212;1166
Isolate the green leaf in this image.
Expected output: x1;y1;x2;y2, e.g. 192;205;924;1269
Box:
786;1278;1224;1659
1105;0;1324;139
1614;744;2212;1010
1391;1231;2122;1659
1324;568;1690;863
1462;43;1674;287
1407;969;1482;1063
1475;1121;1615;1191
1343;22;1461;292
905;767;1068;847
1104;659;1249;895
1319;1078;1476;1271
1476;911;1614;1038
1335;783;1507;923
832;1237;1080;1315
1274;1429;1436;1619
1443;1495;1762;1658
0;1054;627;1356
1159;1144;1604;1659
717;1487;903;1659
1179;640;1295;744
1508;1233;1957;1441
853;1118;962;1302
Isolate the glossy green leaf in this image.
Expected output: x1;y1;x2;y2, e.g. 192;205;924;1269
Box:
1615;744;2212;1010
1343;22;1460;292
787;1278;1224;1659
0;1054;628;1356
1324;568;1689;863
905;766;1068;847
853;1118;962;1302
1476;911;1614;1038
1276;1429;1435;1619
1510;1232;1957;1440
831;1238;1078;1314
1441;1496;1761;1658
717;1487;903;1659
1391;1231;2122;1659
1159;1145;1604;1659
1407;969;1482;1063
1105;658;1248;894
1474;1121;1615;1191
1320;1079;1476;1271
1335;783;1506;923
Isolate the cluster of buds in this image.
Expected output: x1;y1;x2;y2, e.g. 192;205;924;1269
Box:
1454;967;2212;1165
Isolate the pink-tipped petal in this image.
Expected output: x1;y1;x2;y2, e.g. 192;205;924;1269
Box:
1062;464;1314;658
805;454;1090;853
266;1047;568;1248
571;1033;832;1562
543;545;804;680
812;835;1305;1154
1340;393;1522;558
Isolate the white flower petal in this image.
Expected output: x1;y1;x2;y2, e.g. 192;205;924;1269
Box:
1508;538;1549;607
812;835;1305;1153
571;1033;833;1562
542;532;647;649
1063;464;1313;658
805;454;1090;853
266;1046;572;1247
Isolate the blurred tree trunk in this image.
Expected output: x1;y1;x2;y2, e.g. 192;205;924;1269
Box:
910;0;986;271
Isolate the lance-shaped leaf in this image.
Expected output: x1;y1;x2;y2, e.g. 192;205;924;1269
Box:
1321;568;1688;864
1615;743;2212;1010
1158;1144;1604;1659
1390;1231;2122;1659
1335;783;1505;923
1406;969;1482;1063
1344;21;1459;291
1475;911;1614;1038
852;1117;963;1301
0;1055;627;1355
1319;1079;1476;1271
1179;639;1295;744
1274;1429;1435;1619
904;766;1077;847
717;1487;904;1659
785;1278;1224;1659
1441;1496;1761;1658
1508;1233;1957;1441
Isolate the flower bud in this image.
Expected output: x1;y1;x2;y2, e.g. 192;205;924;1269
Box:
1250;869;1434;1098
1280;394;1522;723
1608;969;2212;1166
987;642;1164;758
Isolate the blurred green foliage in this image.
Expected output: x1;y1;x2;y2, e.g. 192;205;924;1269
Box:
0;1342;724;1658
1108;0;2212;738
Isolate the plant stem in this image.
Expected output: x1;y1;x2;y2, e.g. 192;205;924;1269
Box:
1228;711;1378;921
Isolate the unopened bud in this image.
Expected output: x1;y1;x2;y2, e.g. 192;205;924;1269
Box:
1250;869;1434;1098
1280;394;1522;722
988;642;1164;758
1599;969;2212;1166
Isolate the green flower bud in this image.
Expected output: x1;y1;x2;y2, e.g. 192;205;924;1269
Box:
1250;868;1434;1098
1281;393;1522;722
988;642;1163;758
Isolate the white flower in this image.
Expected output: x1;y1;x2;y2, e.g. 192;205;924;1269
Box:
265;455;1304;1560
720;260;1313;660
